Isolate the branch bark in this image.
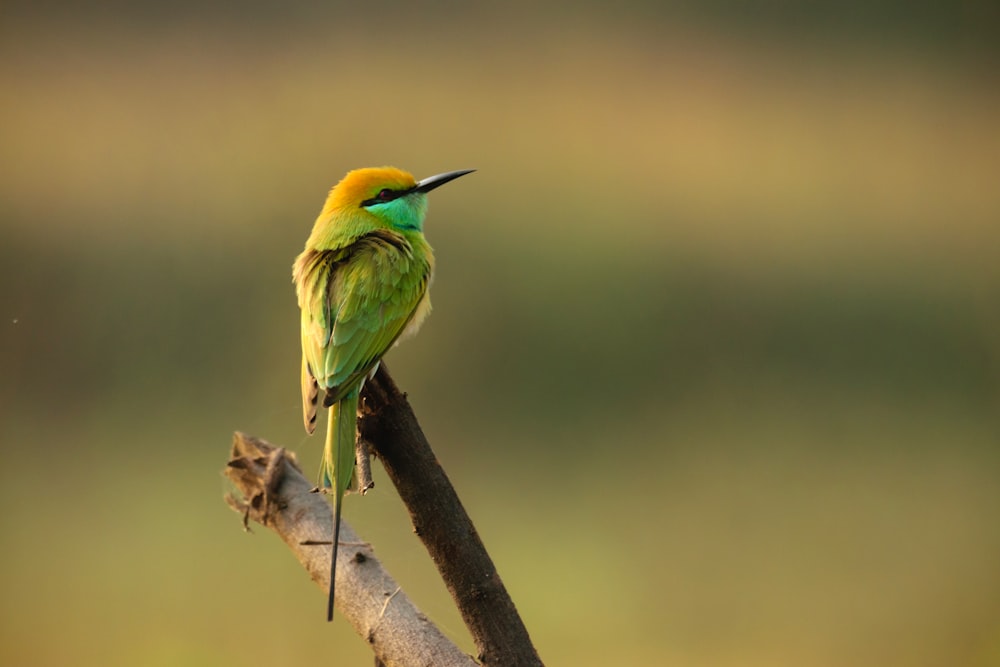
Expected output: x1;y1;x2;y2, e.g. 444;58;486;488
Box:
224;365;543;667
359;366;543;667
224;432;475;667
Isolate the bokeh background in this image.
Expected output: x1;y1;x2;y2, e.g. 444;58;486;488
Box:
2;1;999;665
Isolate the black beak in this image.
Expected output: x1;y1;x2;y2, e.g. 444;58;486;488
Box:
413;169;476;194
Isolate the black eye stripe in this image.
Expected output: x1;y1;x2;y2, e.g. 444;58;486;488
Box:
360;186;410;208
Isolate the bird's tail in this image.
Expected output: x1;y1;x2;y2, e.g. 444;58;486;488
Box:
322;389;359;622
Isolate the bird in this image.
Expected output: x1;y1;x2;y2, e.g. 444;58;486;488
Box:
292;166;474;621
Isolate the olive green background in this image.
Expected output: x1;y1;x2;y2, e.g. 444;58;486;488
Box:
2;2;999;665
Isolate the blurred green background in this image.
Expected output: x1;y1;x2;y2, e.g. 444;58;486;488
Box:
2;1;999;665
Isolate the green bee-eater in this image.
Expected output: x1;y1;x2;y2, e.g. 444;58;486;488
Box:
292;166;474;620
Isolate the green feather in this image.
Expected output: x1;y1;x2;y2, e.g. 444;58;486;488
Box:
322;389;359;621
296;232;430;622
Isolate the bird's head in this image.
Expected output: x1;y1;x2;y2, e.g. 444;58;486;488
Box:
320;166;474;233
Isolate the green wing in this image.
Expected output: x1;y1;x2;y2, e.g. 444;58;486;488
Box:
297;231;430;409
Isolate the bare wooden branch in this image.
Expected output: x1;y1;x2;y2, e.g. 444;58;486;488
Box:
360;366;544;667
224;432;475;667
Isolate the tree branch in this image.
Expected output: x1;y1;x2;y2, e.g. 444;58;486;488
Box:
359;366;543;667
224;432;475;667
224;365;543;666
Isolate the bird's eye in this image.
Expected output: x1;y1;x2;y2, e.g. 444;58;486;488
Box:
377;188;394;201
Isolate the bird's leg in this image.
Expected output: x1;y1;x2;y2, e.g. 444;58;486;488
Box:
355;403;376;495
355;436;376;495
